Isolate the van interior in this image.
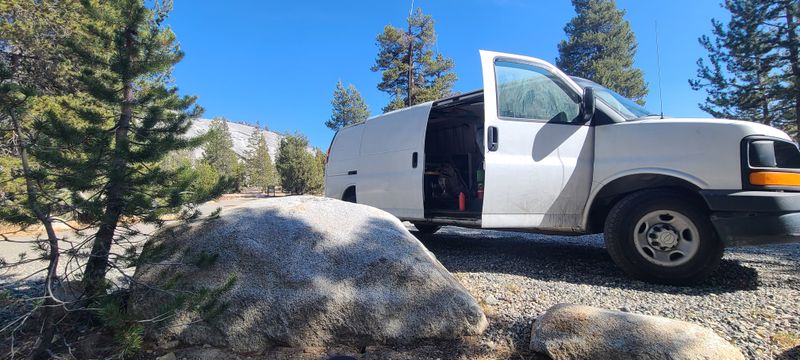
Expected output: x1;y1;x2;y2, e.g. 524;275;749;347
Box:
424;90;485;220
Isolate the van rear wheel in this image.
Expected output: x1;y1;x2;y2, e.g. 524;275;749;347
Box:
342;188;356;203
413;223;441;234
604;189;723;285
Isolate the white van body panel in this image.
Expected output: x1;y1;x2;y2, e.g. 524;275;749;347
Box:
580;118;792;229
326;125;364;177
356;102;432;220
324;124;364;199
479;50;594;230
554;125;595;229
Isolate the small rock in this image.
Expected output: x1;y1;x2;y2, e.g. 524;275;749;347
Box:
158;340;179;349
530;304;745;360
156;352;176;360
484;295;499;306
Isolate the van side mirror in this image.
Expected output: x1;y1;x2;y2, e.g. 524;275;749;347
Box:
582;87;595;123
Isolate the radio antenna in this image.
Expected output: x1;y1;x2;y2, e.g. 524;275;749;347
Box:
410;0;415;16
655;21;664;119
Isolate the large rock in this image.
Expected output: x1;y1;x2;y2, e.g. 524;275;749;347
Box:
129;196;486;352
530;304;744;360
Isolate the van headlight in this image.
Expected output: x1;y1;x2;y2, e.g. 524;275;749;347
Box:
744;136;800;188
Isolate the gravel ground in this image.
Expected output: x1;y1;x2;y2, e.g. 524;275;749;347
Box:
3;205;799;359
415;226;800;360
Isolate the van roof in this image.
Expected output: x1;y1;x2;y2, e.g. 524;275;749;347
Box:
332;89;486;133
362;89;484;122
431;89;483;109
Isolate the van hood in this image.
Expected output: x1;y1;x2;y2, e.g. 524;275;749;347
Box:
627;117;792;141
595;117;793;190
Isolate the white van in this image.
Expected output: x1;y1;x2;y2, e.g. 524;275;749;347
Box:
325;50;800;284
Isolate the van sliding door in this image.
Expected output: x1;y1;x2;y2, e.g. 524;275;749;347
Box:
357;103;431;220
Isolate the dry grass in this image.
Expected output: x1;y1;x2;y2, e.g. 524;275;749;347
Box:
0;223;25;236
772;331;800;350
505;282;522;295
750;307;777;320
472;340;521;360
0;220;83;237
478;299;497;318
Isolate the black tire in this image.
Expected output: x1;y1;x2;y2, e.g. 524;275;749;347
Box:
604;189;724;285
413;223;441;234
342;188;356;203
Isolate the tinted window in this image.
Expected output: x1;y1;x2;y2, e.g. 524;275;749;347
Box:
495;60;581;123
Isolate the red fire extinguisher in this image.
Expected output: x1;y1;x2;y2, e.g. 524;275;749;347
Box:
458;192;466;212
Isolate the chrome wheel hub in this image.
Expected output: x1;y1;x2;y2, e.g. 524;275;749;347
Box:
634;210;700;267
646;224;679;250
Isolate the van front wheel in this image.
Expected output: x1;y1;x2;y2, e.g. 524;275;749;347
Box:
604;189;723;285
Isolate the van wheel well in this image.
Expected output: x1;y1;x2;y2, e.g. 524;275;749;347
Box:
342;186;356;203
587;174;705;233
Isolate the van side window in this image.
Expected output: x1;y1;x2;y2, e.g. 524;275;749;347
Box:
495;60;581;124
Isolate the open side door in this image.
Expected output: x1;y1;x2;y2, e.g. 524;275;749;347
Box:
357;103;431;220
479;50;595;230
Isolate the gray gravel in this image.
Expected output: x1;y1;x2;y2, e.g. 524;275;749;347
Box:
414;225;800;360
3;203;799;359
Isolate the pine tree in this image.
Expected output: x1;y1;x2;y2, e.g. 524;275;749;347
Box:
690;0;799;135
162;150;226;203
0;1;78;97
1;0;78;227
0;4;78;357
244;127;276;192
202;116;239;177
311;148;326;194
0;2;95;357
33;0;204;297
372;8;457;112
326;80;369;131
275;134;320;195
188;161;225;200
557;0;648;103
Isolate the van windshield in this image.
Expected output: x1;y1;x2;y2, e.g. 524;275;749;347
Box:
571;77;658;121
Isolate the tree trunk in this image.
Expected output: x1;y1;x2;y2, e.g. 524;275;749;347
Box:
786;6;800;138
83;27;135;297
407;21;414;107
8;111;61;360
756;57;771;126
30;221;60;360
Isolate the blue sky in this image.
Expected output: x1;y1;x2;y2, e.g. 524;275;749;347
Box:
167;0;728;149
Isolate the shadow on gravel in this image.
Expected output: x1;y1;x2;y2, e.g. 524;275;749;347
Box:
0;275;44;296
0;276;45;341
415;230;759;295
491;316;550;360
777;346;800;360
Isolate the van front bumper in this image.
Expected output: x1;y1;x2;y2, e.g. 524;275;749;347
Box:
701;190;800;247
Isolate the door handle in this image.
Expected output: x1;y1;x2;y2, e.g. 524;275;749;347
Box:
412;152;418;168
487;126;499;151
347;170;357;175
